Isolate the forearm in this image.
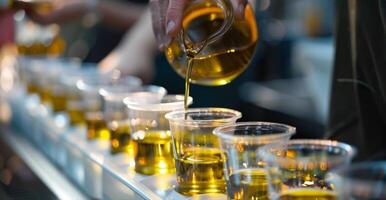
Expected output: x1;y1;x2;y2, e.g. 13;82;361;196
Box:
99;9;157;82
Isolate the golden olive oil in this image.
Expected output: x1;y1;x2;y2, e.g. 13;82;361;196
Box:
108;120;135;155
67;102;85;126
27;83;39;94
175;148;226;195
51;94;67;112
166;2;258;86
85;112;110;140
132;130;175;175
279;189;336;200
228;168;271;200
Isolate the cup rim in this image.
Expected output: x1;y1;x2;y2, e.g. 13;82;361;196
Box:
213;121;296;143
165;107;242;126
124;94;192;112
100;85;166;101
258;139;357;164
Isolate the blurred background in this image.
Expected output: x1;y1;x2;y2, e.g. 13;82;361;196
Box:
0;0;336;137
0;0;336;197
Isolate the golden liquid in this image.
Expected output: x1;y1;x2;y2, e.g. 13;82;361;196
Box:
27;83;39;94
51;94;67;112
175;148;226;195
228;169;270;200
67;106;85;126
132;130;175;175
109;121;135;155
279;189;336;200
85;113;110;140
17;36;65;56
184;57;194;110
40;87;52;104
166;2;258;86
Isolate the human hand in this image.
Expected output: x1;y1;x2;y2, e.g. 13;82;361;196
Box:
149;0;249;50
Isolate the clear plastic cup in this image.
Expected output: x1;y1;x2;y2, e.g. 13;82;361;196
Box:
165;108;242;196
258;139;356;200
59;67;102;125
124;94;192;175
99;85;167;154
332;161;386;200
213;122;295;200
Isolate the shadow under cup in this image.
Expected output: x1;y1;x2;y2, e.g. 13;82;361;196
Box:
165;108;242;196
213;122;295;200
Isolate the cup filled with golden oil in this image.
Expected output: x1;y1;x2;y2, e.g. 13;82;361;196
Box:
165;0;258;86
213;122;295;200
25;57;80;108
72;70;137;138
13;0;66;56
85;111;110;140
258;140;356;200
99;84;166;155
124;94;192;175
44;58;81;111
165;108;241;196
59;67;104;126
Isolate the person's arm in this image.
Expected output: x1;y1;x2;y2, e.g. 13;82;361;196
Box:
99;9;157;83
25;0;146;31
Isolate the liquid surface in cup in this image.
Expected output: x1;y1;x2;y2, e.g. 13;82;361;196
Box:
67;106;85;125
175;147;226;195
39;86;52;104
228;168;272;200
109;121;135;155
132;130;175;175
27;83;39;94
51;94;67;112
86;113;110;140
166;2;258;86
279;189;336;200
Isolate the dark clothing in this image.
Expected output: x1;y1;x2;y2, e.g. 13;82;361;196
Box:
328;0;386;160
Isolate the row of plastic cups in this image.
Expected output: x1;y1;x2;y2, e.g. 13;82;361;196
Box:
99;87;380;199
215;126;385;200
123;99;384;200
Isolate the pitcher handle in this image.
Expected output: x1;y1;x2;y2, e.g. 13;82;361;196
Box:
180;0;234;55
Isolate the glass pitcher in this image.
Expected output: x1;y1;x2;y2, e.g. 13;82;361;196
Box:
165;0;258;86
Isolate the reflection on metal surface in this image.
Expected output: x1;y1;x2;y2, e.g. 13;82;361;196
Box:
0;128;87;200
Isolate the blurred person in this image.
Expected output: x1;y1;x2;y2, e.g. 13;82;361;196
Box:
327;0;386;161
21;0;146;31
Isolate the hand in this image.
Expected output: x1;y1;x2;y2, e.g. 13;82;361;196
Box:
149;0;248;50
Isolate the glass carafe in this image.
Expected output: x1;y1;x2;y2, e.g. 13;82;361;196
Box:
165;0;258;86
